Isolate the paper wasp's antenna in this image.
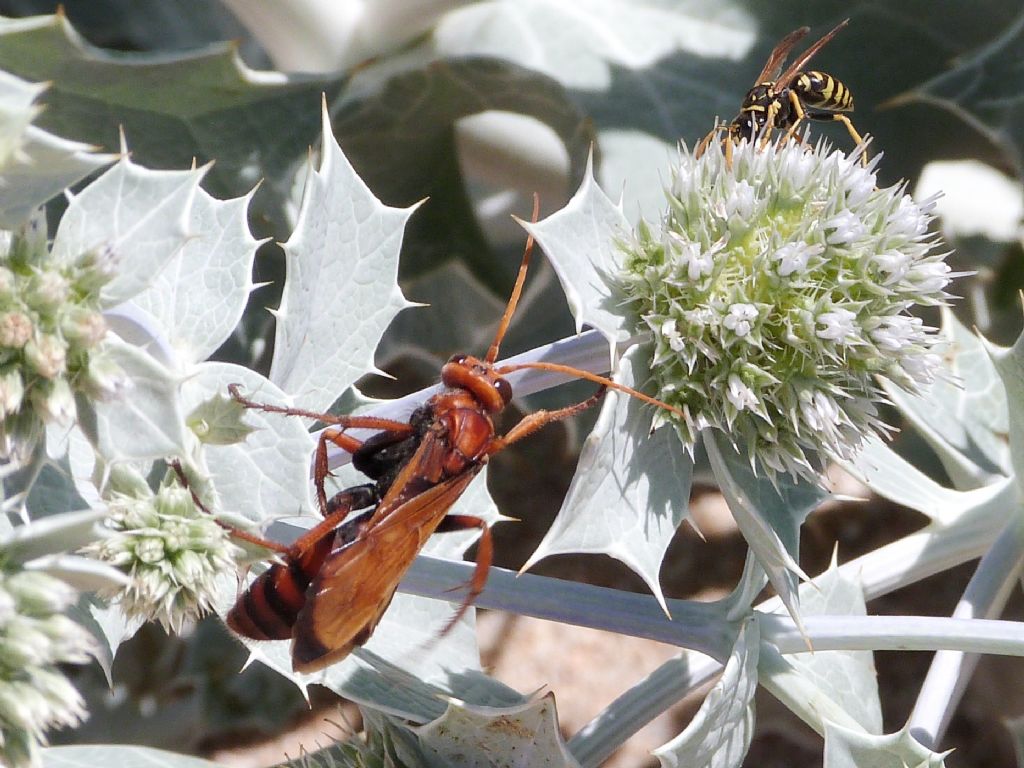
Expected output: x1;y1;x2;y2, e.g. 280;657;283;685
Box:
486;193;541;365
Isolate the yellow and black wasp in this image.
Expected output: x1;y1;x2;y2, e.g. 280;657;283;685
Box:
699;19;866;165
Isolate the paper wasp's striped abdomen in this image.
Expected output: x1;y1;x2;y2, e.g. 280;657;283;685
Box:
794;70;854;112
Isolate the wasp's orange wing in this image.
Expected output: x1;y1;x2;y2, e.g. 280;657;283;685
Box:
290;459;481;673
753;25;809;84
774;19;849;90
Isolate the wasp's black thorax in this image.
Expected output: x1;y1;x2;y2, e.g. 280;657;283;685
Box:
733;82;797;139
351;404;435;496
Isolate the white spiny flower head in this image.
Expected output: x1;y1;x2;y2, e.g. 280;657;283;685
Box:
617;138;957;480
84;482;241;634
0;560;94;768
0;218;123;459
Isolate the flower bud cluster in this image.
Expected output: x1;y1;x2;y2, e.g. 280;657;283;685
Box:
0;222;126;458
617;139;956;479
0;563;94;768
85;483;240;634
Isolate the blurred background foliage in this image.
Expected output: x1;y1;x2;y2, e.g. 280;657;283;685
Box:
3;0;1021;761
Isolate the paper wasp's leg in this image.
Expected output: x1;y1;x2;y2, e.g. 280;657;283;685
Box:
780;91;807;147
434;514;493;634
823;113;868;166
759;102;782;150
488;387;606;453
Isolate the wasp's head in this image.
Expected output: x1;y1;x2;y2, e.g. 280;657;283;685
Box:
441;354;513;413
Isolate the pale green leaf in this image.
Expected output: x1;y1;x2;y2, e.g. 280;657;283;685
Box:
0;124;116;229
653;618;759;768
982;323;1024;497
85;596;143;680
184;362;314;524
42;745;222;768
521;344;693;612
823;722;950;768
884;308;1010;486
64;426;102;508
705;432;827;633
81;337;187;460
415;692;580;768
129;187;260;365
0;13;330;209
269;104;416;413
523;154;633;343
24;552;129;592
0;67;44;163
51;156;206;307
0;507;106;562
843;437;973;526
759;558;882;736
839;436;1007;532
67;595;115;685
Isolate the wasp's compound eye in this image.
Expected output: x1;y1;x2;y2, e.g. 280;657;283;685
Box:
494;378;512;405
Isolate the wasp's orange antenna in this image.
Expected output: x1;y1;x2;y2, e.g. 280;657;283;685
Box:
495;361;687;420
486;193;541;365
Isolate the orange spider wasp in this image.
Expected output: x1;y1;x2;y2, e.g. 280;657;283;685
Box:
698;19;866;165
185;199;684;673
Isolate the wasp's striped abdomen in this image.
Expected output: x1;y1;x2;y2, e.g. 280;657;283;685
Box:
794;71;853;111
227;532;335;640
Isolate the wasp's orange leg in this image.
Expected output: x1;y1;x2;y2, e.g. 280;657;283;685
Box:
434;513;493;636
314;427;364;516
288;484;377;555
228;384;413;434
171;459;292;553
488;387;606;453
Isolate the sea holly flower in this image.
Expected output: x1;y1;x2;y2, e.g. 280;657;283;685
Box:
84;480;241;634
523;138;959;620
536;139;959;482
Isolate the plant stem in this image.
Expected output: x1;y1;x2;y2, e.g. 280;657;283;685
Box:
907;513;1024;748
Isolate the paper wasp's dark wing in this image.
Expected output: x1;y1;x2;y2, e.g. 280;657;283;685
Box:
774;19;849;90
752;25;810;84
